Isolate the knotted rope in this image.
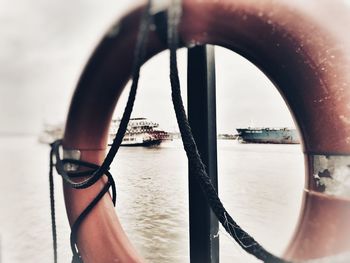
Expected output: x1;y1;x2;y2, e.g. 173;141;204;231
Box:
49;1;153;262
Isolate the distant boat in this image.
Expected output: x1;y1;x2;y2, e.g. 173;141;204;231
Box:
217;133;238;140
108;118;169;146
38;123;64;144
39;118;170;147
236;127;300;144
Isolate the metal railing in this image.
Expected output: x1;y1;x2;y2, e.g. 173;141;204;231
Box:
187;45;219;263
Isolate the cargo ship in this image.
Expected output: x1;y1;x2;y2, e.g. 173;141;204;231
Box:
236;127;300;144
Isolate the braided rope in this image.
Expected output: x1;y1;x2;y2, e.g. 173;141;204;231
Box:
167;1;289;262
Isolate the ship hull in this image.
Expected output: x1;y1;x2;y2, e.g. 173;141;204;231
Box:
114;139;162;147
108;133;162;147
237;128;300;144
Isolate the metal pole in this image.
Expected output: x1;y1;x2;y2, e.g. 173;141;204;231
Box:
187;45;219;263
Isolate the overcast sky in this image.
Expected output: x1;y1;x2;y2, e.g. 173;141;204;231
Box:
4;0;339;135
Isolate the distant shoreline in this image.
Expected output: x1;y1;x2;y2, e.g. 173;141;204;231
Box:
0;131;37;137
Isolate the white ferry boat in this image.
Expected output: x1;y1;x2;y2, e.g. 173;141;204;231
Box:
39;118;169;147
109;118;169;146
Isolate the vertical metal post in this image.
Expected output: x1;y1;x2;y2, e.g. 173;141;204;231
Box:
187;45;219;263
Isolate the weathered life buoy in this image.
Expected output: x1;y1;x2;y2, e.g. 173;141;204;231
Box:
61;0;350;262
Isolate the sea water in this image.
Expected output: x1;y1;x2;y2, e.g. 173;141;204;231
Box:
0;136;304;263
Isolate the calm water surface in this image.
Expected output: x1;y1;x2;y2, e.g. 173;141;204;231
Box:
0;136;304;263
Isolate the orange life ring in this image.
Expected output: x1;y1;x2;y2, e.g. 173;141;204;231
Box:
62;0;350;262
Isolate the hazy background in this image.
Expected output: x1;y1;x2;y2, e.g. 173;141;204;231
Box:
2;1;350;263
0;0;296;136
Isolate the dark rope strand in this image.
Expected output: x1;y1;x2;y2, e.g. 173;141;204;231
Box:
49;1;153;262
49;145;58;263
105;0;152;161
67;0;153;256
67;0;154;190
167;1;289;262
70;181;113;260
49;0;154;191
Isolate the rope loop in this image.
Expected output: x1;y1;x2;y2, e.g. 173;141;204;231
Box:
49;140;117;263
